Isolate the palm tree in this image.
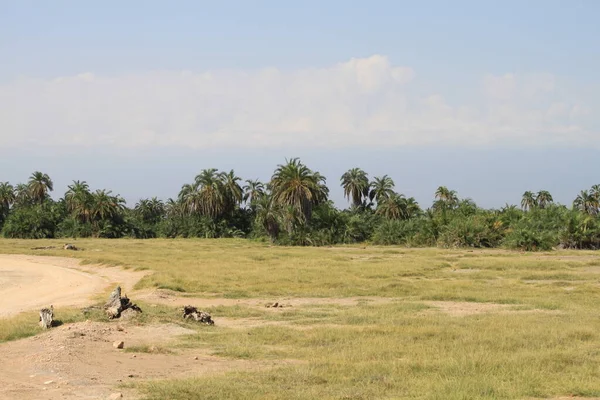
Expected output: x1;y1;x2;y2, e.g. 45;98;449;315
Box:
253;194;280;242
434;186;458;207
536;190;553;209
28;171;53;204
243;180;266;207
403;197;422;219
135;197;165;223
340;168;370;208
179;169;228;218
14;183;31;206
219;170;243;213
369;175;395;204
91;190;125;221
194;169;226;218
376;193;407;220
65;180;93;222
590;184;600;202
521;191;536;211
574;190;599;216
0;182;15;219
270;158;326;223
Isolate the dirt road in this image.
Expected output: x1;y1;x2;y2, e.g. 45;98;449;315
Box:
0;254;145;317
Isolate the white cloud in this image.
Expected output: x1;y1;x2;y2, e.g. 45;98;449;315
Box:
0;55;595;149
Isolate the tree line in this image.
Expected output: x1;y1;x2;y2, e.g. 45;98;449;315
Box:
1;159;599;250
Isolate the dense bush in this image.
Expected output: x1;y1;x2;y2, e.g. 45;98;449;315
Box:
1;168;599;251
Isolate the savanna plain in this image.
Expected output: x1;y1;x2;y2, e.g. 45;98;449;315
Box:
1;239;600;400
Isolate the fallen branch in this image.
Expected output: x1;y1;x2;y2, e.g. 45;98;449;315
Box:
39;305;54;329
31;246;57;250
104;286;142;319
182;306;214;325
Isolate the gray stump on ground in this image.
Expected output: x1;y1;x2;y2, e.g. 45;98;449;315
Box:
39;305;54;329
182;306;214;325
104;286;142;319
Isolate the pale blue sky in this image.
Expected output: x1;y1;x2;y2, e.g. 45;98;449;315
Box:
1;1;598;208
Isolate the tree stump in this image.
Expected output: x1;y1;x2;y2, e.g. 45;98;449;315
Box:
182;306;214;325
63;243;78;250
39;305;54;329
104;286;142;319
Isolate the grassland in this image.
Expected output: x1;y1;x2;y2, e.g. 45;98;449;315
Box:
1;238;600;399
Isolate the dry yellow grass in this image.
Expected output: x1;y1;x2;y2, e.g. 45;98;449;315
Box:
1;238;600;399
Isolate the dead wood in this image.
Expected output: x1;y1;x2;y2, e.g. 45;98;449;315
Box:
31;246;57;250
39;305;54;329
182;306;214;325
104;286;142;319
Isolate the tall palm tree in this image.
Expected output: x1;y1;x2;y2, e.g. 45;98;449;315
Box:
574;190;599;216
179;169;228;218
536;190;553;209
243;180;266;207
219;170;243;213
369;175;395;204
28;171;53;204
194;169;226;218
253;194;280;242
340;168;370;208
521;191;536;211
590;184;600;202
65;180;92;222
434;186;458;206
270;158;326;222
0;182;15;218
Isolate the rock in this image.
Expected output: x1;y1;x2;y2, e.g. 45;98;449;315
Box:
194;356;198;360
116;325;124;332
108;393;123;399
113;341;124;349
44;380;54;385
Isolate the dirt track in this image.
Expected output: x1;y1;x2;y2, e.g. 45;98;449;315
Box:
0;254;145;317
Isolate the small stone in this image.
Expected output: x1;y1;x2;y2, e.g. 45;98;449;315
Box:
108;393;123;400
116;325;124;332
131;355;136;358
113;341;124;349
194;356;198;360
44;380;54;385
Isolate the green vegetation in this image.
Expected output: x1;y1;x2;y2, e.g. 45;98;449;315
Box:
1;161;599;250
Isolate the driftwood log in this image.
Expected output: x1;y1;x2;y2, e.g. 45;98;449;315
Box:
182;306;214;325
39;305;54;329
104;286;142;319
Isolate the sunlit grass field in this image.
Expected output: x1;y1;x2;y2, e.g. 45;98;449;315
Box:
1;238;600;399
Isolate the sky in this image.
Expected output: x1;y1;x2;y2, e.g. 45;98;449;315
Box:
1;0;599;208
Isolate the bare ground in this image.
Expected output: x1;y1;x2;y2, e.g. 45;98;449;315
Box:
0;320;298;400
0;255;146;317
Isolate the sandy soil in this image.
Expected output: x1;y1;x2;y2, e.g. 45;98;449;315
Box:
0;255;146;317
0;320;297;400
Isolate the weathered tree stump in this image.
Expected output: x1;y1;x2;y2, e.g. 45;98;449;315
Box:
104;286;142;319
182;306;214;325
39;305;54;329
63;243;78;250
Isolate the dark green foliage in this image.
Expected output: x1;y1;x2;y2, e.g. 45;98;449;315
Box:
2;169;599;251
